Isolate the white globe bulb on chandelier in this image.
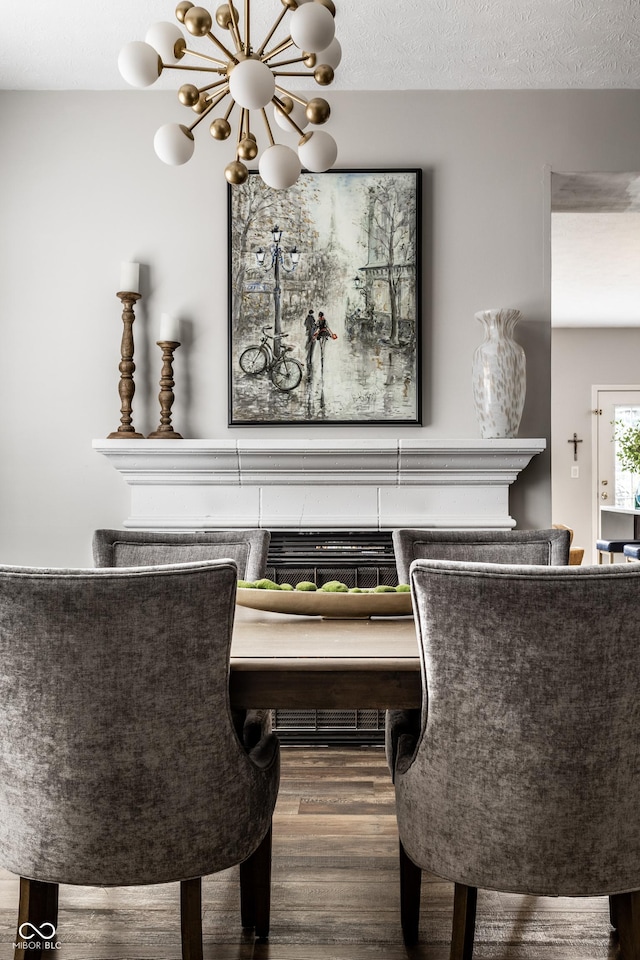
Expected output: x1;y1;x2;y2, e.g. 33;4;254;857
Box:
118;0;340;189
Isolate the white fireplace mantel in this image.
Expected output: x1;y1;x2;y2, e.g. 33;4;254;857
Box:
93;438;546;530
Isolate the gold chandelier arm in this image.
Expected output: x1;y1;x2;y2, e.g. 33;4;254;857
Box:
224;99;236;121
242;109;255;141
238;108;247;144
245;0;250;52
164;63;227;75
275;85;308;108
206;31;238;64
182;47;227;67
268;55;315;69
272;71;317;78
257;6;289;57
226;3;243;52
262;37;294;62
188;94;222;131
272;95;305;137
196;76;230;94
208;87;232;110
261;108;276;146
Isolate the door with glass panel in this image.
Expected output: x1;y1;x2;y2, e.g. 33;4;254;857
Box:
593;386;640;558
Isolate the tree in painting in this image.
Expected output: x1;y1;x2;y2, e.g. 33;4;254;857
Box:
358;177;417;346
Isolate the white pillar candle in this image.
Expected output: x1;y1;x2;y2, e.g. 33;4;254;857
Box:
120;261;140;293
159;313;181;342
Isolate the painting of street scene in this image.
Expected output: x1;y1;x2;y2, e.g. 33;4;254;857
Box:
228;169;421;425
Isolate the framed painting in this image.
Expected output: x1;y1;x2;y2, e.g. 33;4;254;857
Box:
228;168;422;425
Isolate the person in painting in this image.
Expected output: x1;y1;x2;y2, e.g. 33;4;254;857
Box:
313;311;337;342
304;309;316;366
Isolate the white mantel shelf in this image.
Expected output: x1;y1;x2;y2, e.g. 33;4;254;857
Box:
93;438;546;531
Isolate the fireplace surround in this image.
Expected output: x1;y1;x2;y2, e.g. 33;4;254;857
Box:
93;437;545;531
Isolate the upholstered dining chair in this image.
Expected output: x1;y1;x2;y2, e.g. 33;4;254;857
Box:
0;560;280;960
393;558;640;959
392;527;570;584
93;528;270;580
93;528;271;748
387;527;570;773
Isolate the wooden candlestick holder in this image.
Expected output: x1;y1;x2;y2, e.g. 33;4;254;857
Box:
148;341;183;439
107;292;144;439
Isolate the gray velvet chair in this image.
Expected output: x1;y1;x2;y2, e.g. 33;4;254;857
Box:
93;528;270;580
394;558;640;959
92;528;271;749
392;527;571;585
387;527;571;773
0;560;280;959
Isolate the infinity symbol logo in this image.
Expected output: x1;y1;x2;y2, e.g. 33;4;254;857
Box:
18;922;57;940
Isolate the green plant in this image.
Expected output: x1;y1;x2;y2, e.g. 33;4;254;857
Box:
613;420;640;474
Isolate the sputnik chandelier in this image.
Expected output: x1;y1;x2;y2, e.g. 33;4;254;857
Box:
118;0;341;189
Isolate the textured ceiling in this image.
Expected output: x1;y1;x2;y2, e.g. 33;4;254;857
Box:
2;0;640;91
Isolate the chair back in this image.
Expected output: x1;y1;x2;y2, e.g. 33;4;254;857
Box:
396;559;640;897
0;560;278;888
93;528;270;581
392;528;570;583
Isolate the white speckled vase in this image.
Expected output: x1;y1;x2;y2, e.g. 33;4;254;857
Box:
472;308;526;439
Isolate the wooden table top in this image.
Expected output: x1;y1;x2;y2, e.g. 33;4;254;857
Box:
229;606;422;710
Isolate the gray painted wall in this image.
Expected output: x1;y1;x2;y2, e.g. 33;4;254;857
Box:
2;90;640;565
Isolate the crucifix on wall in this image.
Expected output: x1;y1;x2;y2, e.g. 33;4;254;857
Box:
568;432;583;461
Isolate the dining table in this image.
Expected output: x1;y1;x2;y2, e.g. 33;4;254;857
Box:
229;604;421;710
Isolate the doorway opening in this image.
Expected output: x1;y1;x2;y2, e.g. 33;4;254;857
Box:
551;171;640;562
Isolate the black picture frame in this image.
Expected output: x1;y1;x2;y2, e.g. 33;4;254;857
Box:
228;168;422;425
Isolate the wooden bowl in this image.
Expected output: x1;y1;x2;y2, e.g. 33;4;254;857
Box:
235;587;413;618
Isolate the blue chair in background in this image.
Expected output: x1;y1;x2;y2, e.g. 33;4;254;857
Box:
596;538;640;563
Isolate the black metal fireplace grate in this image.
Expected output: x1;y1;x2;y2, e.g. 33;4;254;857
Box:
265;529;398;588
264;530;399;745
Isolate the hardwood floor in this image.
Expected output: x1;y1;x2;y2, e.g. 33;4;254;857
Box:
0;747;618;960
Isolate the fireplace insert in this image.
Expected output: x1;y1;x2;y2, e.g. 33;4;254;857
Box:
263;529;399;744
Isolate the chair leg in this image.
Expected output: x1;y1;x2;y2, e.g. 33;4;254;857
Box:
611;891;640;960
611;894;620;930
239;854;255;930
240;823;273;939
180;877;203;960
451;883;477;960
399;839;422;945
15;877;59;960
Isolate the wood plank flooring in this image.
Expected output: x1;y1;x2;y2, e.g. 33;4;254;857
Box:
0;747;618;960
